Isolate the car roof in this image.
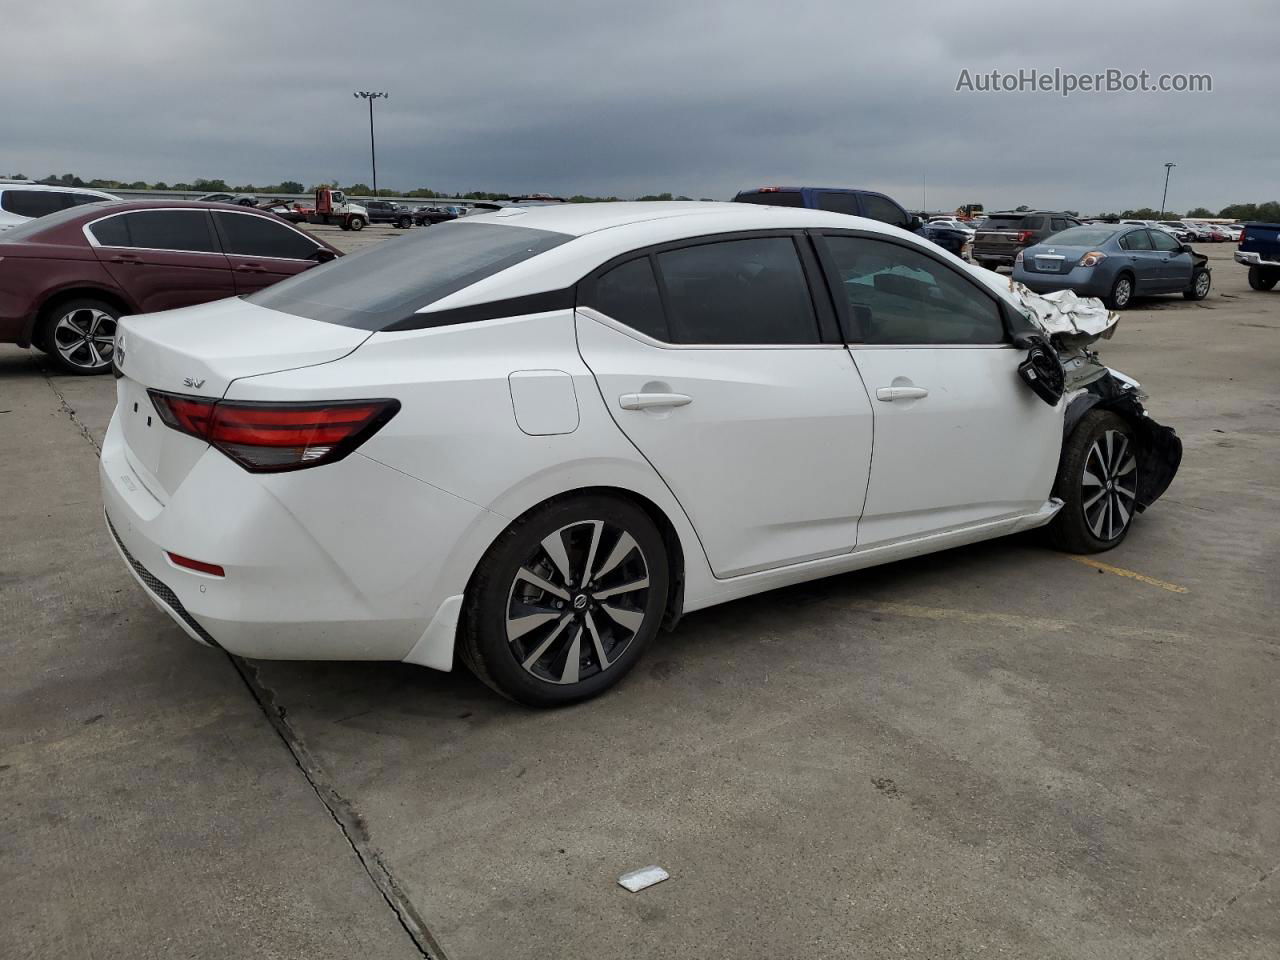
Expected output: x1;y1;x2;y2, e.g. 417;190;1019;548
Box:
0;183;118;197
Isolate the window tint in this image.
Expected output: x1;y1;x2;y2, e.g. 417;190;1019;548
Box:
1149;230;1181;252
859;194;909;229
214;211;317;259
249;221;571;329
1119;230;1152;251
1;189;71;218
1020;216;1045;230
655;237;818;345
734;191;804;208
1050;218;1068;232
981;215;1023;230
587;257;668;341
91;210;217;252
816;192;862;216
821;235;1004;345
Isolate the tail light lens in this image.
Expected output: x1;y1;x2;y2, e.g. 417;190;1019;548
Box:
1015;230;1034;243
1238;228;1247;245
1013;250;1024;265
149;391;399;473
1078;251;1107;267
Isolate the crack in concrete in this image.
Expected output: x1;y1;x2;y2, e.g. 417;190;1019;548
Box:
41;367;102;455
229;656;449;960
1157;861;1277;955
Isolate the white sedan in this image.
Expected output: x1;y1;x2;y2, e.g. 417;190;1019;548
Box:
102;203;1181;705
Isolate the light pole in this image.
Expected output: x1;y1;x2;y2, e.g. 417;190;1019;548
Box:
353;91;389;196
1160;162;1176;218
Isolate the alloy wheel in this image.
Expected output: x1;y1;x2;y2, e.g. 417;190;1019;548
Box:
52;308;116;370
1195;271;1211;297
1113;278;1132;307
505;519;650;685
1081;429;1138;541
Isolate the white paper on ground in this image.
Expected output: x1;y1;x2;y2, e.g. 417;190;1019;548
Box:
617;865;670;892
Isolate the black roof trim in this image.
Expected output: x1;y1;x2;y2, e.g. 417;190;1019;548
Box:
383;287;576;331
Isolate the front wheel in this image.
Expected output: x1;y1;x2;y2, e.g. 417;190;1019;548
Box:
42;298;120;375
459;495;670;706
348;215;366;231
396;216;412;229
1183;268;1211;300
1248;266;1278;291
1046;410;1139;553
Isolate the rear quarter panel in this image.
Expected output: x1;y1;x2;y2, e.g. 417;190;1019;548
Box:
0;248;129;346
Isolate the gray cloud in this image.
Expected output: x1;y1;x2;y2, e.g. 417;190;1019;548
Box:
1;0;1269;213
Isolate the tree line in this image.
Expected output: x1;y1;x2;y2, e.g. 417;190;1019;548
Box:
6;173;703;203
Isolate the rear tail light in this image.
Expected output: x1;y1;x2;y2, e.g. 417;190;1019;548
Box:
148;391;399;473
1015;230;1034;243
1238;228;1247;245
1078;251;1107;267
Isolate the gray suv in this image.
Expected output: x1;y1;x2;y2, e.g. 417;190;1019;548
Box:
972;211;1082;269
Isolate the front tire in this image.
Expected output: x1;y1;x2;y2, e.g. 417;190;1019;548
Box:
1046;410;1140;553
348;215;366;231
397;216;412;229
41;298;120;375
1248;266;1278;291
459;495;669;707
1183;268;1211;300
1105;273;1134;309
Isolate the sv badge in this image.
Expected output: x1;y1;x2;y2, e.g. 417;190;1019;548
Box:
183;377;206;389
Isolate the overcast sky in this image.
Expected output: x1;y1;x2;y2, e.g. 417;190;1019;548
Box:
2;0;1269;213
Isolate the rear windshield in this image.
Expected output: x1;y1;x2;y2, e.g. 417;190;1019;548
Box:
1042;226;1119;246
734;191;804;208
248;221;572;330
980;215;1025;230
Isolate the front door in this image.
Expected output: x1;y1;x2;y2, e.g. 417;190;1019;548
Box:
211;210;324;294
576;236;874;578
88;209;236;312
817;232;1062;547
1117;229;1162;292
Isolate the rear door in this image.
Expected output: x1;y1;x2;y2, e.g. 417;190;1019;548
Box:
1116;229;1161;290
87;209;236;312
816;232;1061;547
576;233;875;578
211;210;324;293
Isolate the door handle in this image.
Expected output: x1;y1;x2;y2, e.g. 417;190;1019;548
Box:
235;263;267;273
619;392;693;411
109;254;142;264
876;386;929;402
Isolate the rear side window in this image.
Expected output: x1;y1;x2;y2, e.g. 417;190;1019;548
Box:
90;210;217;252
816;192;862;216
1050;218;1069;232
859;194;909;229
656;237;819;345
586;257;668;341
1;189;71;218
1119;230;1152;251
1021;216;1046;230
248;221;572;330
214;212;317;259
734;191;804;208
821;235;1004;345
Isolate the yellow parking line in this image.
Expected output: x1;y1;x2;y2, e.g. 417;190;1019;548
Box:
1070;556;1188;593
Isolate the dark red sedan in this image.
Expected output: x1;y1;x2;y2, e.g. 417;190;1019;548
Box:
0;200;340;374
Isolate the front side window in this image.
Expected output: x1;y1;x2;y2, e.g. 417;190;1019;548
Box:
816;192;862;216
586;257;669;341
1;189;71;218
249;221;572;329
90;210;217;252
859;194;909;229
214;212;317;259
821;235;1004;345
655;237;819;345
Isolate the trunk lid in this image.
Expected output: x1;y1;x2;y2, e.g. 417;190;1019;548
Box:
114;298;370;502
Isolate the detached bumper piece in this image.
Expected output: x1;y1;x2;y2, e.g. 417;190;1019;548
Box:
106;512;222;648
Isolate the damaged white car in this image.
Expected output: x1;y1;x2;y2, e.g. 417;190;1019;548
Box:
103;203;1181;705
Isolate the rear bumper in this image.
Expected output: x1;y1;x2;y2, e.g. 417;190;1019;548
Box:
1011;264;1112;298
1236;250;1280;269
100;410;496;668
972;247;1019;264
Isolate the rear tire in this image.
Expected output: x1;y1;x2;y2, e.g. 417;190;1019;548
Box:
40;298;120;375
1248;266;1278;291
1046;410;1139;554
397;215;412;229
1183;268;1211;300
1105;273;1134;309
459;494;669;707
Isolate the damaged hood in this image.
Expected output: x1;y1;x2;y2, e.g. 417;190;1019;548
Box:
966;264;1119;347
